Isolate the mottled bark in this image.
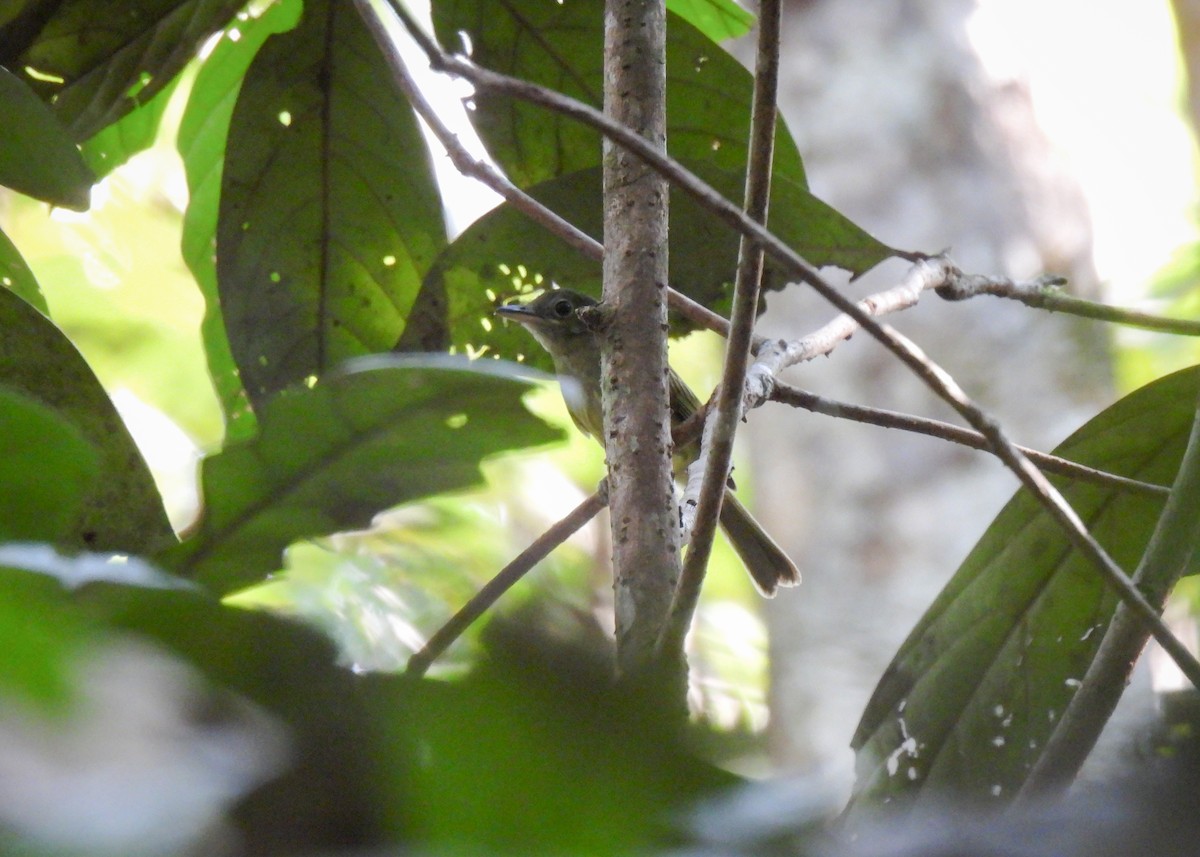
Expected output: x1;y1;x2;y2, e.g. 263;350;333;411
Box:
602;0;679;675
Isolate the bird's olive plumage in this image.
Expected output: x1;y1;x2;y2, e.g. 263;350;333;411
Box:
496;289;799;595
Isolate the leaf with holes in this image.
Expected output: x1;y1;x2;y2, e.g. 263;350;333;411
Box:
399;165;897;360
434;0;805;189
849;366;1200;812
217;0;446;405
2;0;245;140
159;356;561;595
180;0;305;441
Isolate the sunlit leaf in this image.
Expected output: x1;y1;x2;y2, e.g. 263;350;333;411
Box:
849;366;1200;811
216;0;446;405
0;389;98;543
0;288;174;553
434;0;806;188
400;165;896;360
160;356;561;594
3;0;245;139
0;65;92;210
180;0;305;441
666;0;754;43
80;74;180;177
0;227;47;314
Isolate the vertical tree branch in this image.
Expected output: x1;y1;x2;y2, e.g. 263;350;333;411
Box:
661;0;782;653
602;0;679;676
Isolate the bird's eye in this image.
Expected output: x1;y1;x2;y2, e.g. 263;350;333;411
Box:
552;299;573;317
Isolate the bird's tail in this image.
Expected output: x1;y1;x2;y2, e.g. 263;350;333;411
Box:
718;493;800;596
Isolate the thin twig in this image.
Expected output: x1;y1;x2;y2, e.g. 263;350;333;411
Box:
405;486;608;677
938;273;1200;336
385;1;1200;683
770;384;1170;498
745;256;953;407
663;0;783;654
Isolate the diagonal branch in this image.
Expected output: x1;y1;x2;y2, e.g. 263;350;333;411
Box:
769;385;1170;498
405;486;608;677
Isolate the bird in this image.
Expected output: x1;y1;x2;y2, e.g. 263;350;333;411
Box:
496;288;799;595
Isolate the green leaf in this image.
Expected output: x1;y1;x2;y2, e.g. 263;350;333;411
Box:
180;0;305;442
0;567;97;709
3;0;246;140
80;73;180;177
849;366;1200;810
434;0;806;189
0;227;48;314
399;165;897;360
0;548;193;710
160;356;561;594
390;623;734;853
217;0;447;405
0;389;98;542
666;0;754;43
0;65;93;210
0;287;174;553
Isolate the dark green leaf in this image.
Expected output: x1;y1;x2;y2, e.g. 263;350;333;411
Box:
388;621;733;854
0;389;98;542
0;227;48;314
666;0;754;43
180;0;305;442
849;367;1200;810
0;65;92;209
217;0;446;405
5;0;245;139
399;165;896;360
434;0;806;189
0;287;174;553
159;356;561;594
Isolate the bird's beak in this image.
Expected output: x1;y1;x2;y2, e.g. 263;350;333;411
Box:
495;303;537;323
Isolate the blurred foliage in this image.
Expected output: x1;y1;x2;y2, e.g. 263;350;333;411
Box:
1123;242;1200;388
2;0;1199;853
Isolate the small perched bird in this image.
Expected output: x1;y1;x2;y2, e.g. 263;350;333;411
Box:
496;288;799;595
